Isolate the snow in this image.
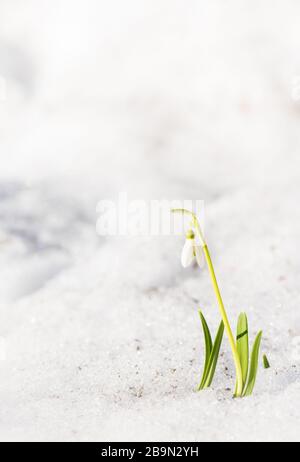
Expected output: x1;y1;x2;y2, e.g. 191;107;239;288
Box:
0;0;300;442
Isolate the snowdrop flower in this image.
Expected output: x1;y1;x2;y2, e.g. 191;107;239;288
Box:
181;230;204;268
172;208;258;398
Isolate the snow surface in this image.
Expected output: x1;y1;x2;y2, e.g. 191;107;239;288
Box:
1;0;300;442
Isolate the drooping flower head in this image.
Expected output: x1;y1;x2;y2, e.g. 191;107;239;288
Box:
181;229;204;268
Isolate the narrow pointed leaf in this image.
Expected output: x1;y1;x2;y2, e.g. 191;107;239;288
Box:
197;311;213;390
263;354;270;369
243;331;263;397
199;311;213;371
236;312;249;389
203;321;225;388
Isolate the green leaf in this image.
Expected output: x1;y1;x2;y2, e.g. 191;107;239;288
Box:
199;312;212;366
197;312;224;391
263;354;270;369
243;331;263;397
203;321;224;388
197;311;213;390
236;313;249;389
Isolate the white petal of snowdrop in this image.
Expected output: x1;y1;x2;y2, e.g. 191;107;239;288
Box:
181;239;195;268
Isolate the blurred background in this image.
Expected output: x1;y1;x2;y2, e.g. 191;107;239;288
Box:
1;0;300;187
1;0;300;441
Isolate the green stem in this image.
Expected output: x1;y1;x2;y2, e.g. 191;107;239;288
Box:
202;245;243;397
